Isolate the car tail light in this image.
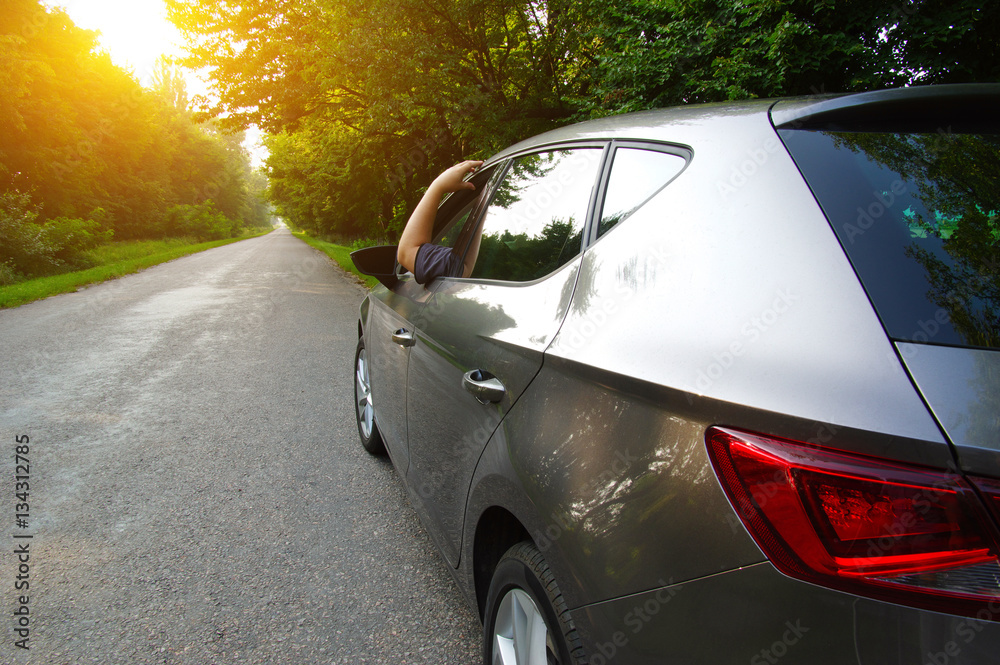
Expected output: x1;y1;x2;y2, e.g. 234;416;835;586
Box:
706;426;1000;619
974;477;1000;525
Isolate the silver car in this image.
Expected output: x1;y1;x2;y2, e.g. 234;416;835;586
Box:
352;84;1000;664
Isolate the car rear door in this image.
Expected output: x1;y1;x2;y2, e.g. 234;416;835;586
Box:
364;173;493;468
404;146;607;565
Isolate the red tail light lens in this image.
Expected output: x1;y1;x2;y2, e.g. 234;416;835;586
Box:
707;427;1000;619
974;477;1000;525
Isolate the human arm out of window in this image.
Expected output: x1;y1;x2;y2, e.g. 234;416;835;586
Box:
397;160;483;274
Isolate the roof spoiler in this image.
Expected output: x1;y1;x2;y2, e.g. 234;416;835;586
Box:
771;83;1000;133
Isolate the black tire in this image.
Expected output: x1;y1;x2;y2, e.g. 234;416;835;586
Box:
483;542;587;665
354;336;385;455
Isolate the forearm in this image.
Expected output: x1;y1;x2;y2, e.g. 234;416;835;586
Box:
397;181;449;273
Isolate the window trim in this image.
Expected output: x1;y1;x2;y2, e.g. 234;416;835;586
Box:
427;139;693;286
432;162;506;242
441;143;609;285
394;163;505;281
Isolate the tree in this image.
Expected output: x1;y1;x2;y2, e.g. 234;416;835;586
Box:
0;1;272;280
166;0;1000;241
168;0;598;238
151;56;190;112
573;0;1000;117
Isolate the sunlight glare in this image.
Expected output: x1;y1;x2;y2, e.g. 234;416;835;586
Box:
55;0;266;165
56;0;185;85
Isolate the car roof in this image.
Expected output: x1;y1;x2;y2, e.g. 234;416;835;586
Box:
486;97;776;164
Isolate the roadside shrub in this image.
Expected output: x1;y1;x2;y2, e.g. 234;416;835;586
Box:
0;191;61;277
349;236;390;251
165;201;239;240
0;192;117;279
43;211;115;268
0;261;23;286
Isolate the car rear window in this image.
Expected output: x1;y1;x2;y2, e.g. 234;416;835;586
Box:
779;129;999;349
468;148;604;282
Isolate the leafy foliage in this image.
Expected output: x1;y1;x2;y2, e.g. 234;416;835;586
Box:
473;219;583;282
573;0;1000;115
0;192;113;279
166;201;240;240
0;191;54;280
166;0;1000;242
0;0;273;282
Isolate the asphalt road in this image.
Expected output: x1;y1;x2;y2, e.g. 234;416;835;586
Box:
0;229;481;664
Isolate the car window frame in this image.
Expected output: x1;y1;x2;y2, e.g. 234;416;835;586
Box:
588;140;693;246
431;162;506;243
418;140;693;286
393;164;501;281
438;141;611;286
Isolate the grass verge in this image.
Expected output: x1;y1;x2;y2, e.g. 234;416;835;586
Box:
0;232;270;309
292;232;379;289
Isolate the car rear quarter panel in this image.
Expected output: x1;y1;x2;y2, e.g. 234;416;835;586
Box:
547;108;945;453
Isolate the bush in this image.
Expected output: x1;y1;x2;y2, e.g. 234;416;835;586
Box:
0;192;118;280
0;191;61;277
44;211;114;268
0;261;23;286
165;201;240;240
349;236;391;251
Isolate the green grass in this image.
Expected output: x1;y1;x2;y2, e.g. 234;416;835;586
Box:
0;232;270;309
292;232;379;289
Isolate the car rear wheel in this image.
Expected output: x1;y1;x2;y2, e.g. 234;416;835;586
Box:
484;542;586;665
354;336;385;455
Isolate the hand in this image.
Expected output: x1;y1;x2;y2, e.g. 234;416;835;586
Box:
432;160;484;193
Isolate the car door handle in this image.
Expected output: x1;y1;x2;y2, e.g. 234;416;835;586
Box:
462;369;506;404
391;329;416;347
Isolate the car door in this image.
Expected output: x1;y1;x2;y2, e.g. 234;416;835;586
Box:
403;146;607;565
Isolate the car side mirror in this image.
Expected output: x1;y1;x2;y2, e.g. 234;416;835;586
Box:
350;245;400;289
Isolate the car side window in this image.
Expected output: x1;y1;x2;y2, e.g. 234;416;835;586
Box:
466;149;604;282
434;165;503;254
434;201;476;250
599;147;688;237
